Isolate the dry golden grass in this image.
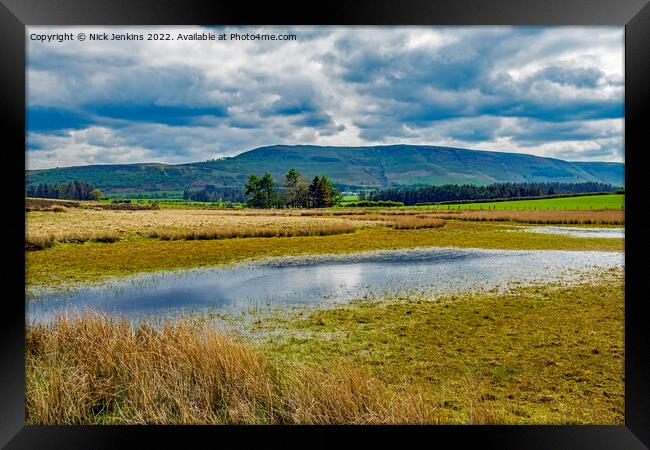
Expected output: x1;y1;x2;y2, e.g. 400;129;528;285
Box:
26;198;159;211
358;208;623;224
25;198;81;211
148;222;358;240
25;233;57;251
26;314;435;424
25;231;120;250
27;204;76;213
391;217;445;230
25;207;622;252
25;208;380;246
298;210;368;216
414;209;624;225
373;210;423;215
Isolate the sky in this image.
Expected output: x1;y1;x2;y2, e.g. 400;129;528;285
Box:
26;26;624;170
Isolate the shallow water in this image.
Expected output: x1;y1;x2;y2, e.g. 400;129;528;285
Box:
516;226;624;239
26;247;624;324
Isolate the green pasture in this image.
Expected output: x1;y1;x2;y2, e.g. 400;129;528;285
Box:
415;194;624;211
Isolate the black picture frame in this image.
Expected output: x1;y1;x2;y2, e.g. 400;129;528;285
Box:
2;0;648;447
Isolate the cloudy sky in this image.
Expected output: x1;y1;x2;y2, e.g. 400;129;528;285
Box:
26;26;624;169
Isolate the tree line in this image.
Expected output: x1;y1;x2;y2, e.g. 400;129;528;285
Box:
245;169;341;208
361;182;618;206
183;185;245;203
27;181;104;201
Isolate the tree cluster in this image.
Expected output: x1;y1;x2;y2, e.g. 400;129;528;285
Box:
27;181;104;201
244;169;340;208
361;182;617;206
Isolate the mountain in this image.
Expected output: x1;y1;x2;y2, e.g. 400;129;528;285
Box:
25;145;625;192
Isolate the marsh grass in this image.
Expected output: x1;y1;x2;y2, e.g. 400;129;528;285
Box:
412;209;624;225
147;223;358;241
25;208;380;246
305;208;624;225
26;314;434;424
299;210;368;216
391;217;445;229
25;234;56;251
27;204;72;213
25;207;622;254
25;231;120;251
25;198;80;211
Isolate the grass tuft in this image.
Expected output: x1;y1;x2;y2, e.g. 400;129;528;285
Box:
26;314;434;424
147;223;358;241
391;217;445;229
25;231;120;251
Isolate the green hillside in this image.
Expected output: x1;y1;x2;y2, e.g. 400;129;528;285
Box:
25;145;624;192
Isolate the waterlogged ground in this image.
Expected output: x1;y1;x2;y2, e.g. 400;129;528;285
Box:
515;226;625;239
254;269;625;424
27;247;624;324
25;221;624;286
24;206;627;425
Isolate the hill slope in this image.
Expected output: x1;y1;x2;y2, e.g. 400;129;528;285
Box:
25;145;625;192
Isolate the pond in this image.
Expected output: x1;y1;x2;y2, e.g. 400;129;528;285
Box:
515;226;624;239
26;247;624;324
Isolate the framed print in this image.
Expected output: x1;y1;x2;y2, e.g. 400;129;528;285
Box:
2;0;648;447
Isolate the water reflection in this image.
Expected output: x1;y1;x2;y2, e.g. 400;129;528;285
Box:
26;247;624;324
517;226;624;239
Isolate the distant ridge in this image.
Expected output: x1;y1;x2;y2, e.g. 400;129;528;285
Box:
25;144;624;192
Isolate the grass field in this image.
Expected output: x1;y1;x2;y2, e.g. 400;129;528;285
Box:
103;190;184;199
254;268;624;424
25;208;381;248
111;199;240;209
25;203;624;249
416;194;624;210
26;269;623;424
28;193;624;211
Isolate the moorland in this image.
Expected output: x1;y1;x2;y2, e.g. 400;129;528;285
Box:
24;185;625;424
